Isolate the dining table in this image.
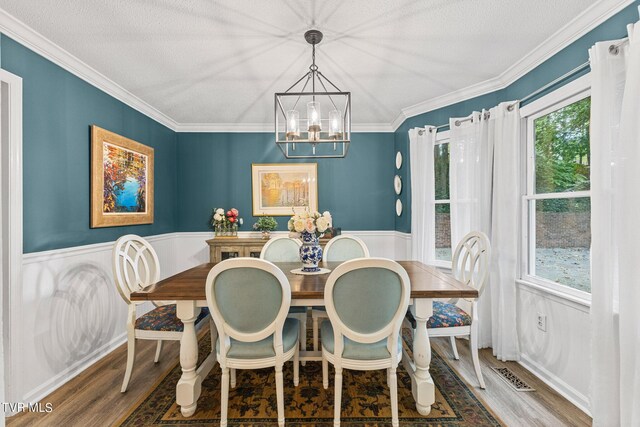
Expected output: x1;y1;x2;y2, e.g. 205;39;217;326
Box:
130;260;478;418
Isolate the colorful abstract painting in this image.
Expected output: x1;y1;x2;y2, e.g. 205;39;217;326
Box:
103;143;147;213
252;164;317;216
91;126;154;227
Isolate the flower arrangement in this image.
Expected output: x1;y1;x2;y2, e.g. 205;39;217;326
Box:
211;207;243;236
287;210;332;238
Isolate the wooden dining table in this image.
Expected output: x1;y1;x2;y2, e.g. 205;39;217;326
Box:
130;260;478;418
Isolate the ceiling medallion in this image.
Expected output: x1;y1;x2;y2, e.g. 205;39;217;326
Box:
274;30;351;158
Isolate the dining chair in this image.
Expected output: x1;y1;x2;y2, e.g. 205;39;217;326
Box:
205;257;300;427
311;235;370;351
321;258;410;427
113;234;211;393
426;231;491;389
260;236;308;356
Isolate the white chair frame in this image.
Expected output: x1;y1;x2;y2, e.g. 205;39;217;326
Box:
312;235;370;352
205;257;299;427
113;234;212;393
321;258;410;427
260;236;307;360
427;231;491;389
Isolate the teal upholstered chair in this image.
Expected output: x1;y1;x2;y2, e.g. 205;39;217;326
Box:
312;235;370;351
321;258;410;427
205;257;299;427
113;234;211;393
260;236;308;355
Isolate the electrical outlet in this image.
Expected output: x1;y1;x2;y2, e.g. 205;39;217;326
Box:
536;313;547;332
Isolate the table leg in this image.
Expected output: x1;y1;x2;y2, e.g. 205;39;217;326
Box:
176;301;201;417
410;299;435;415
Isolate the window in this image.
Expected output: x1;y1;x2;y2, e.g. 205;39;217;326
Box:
434;131;451;266
522;78;591;297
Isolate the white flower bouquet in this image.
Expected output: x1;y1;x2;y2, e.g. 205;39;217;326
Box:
287;210;332;238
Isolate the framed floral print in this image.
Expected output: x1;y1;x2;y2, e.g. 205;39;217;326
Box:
251;163;318;216
91;125;154;227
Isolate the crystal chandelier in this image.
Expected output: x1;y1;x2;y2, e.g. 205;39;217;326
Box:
274;30;351;158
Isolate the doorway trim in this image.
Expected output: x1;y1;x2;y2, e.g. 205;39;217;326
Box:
1;68;23;406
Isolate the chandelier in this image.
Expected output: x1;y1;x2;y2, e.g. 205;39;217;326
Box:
274;30;351;158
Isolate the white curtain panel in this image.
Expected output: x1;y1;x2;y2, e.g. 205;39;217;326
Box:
590;16;640;427
449;112;493;348
409;127;436;264
488;102;521;361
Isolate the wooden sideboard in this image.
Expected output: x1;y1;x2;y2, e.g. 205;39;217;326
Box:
206;236;330;263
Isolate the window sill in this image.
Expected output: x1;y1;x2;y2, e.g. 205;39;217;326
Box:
516;279;591;308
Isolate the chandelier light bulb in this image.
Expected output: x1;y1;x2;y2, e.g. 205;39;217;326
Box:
307;101;321;141
329;109;342;140
285;110;300;141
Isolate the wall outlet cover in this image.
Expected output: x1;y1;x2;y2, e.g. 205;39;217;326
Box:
536;313;547;332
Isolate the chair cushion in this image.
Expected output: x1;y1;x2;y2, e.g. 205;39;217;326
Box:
321;321;401;360
135;305;209;332
216;318;299;359
312;306;326;311
427;302;471;328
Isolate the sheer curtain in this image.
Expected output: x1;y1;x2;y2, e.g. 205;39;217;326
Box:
409;126;436;264
449;111;493;347
449;105;521;359
590;16;640;426
487;103;521;361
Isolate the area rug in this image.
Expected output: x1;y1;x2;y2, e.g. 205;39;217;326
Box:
117;331;502;426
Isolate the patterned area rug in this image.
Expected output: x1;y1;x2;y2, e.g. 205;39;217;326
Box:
118;331;501;426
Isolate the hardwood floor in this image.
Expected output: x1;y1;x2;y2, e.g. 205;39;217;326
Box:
430;338;592;427
7;330;591;427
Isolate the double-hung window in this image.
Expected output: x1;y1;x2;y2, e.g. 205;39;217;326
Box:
521;76;591;298
433;131;452;267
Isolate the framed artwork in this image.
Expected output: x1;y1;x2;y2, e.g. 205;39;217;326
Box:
91;125;154;227
252;163;318;216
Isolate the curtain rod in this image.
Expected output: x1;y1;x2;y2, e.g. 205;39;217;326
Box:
418;37;629;136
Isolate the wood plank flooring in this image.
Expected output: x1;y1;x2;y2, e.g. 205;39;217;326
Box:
7;330;591;427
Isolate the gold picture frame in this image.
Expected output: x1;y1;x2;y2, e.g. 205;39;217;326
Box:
91;125;154;228
251;163;318;216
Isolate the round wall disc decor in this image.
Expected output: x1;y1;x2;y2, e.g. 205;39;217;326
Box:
395;151;402;169
394;175;402;195
396;199;403;216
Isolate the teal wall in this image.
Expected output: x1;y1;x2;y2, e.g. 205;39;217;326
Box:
3;0;637;250
0;36;178;253
395;1;640;233
177;132;395;232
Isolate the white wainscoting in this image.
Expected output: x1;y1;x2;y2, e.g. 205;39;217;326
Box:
14;230;408;405
516;281;591;414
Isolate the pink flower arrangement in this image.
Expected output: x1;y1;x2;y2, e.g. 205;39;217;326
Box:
212;207;243;228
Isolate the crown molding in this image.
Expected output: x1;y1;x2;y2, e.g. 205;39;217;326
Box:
0;8;179;131
0;1;633;134
398;76;504;128
392;0;634;130
175;122;393;133
498;0;634;85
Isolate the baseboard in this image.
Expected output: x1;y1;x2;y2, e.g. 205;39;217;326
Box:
518;354;591;416
20;332;127;405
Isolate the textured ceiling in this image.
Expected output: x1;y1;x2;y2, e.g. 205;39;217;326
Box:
0;0;599;126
